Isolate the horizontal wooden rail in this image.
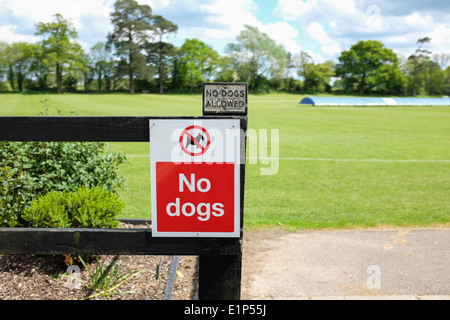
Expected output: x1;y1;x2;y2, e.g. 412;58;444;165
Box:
0;228;242;256
0;116;246;142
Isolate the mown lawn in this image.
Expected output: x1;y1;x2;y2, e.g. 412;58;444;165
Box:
1;92;449;229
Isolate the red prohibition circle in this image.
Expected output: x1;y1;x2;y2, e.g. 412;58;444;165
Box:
179;125;211;156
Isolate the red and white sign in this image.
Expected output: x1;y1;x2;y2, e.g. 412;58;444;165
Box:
150;119;240;237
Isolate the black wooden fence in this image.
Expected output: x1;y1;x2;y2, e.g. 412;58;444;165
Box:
0;113;247;300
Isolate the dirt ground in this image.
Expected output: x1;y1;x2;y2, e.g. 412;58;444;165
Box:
0;223;198;300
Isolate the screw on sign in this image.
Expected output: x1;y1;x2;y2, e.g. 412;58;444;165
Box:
150;119;240;238
179;125;211;156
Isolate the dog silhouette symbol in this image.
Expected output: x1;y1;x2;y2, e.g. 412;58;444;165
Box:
186;133;205;149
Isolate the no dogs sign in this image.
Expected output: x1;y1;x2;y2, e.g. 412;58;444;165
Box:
150;119;240;237
179;125;211;156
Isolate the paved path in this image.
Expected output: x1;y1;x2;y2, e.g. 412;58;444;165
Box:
241;228;450;300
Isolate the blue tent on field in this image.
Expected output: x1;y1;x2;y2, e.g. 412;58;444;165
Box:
299;97;450;106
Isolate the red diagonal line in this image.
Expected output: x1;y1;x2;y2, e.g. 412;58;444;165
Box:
185;131;205;150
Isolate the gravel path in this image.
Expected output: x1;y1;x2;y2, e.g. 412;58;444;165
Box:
242;227;450;299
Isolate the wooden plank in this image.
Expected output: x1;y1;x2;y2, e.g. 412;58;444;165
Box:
0;228;241;256
198;254;242;300
0;116;149;142
0;116;246;142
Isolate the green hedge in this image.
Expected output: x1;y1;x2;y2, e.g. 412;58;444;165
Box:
0;106;128;228
22;186;124;228
0;167;26;227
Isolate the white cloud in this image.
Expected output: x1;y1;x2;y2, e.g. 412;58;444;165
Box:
274;0;450;61
306;22;341;58
371;11;450;56
274;0;359;25
260;21;301;53
201;0;260;39
404;11;434;27
0;25;38;43
197;1;301;53
149;0;300;54
273;0;317;21
145;0;260;52
429;25;450;54
274;0;360;59
143;0;171;10
386;36;408;44
3;0;110;28
306;23;329;46
0;0;113;49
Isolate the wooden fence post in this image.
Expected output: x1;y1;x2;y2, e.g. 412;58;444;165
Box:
198;254;242;300
198;82;248;300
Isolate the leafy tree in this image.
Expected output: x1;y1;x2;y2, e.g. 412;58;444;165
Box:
107;0;154;94
216;50;246;83
226;25;287;91
376;61;406;94
404;48;448;96
29;43;51;91
296;51;335;93
408;37;431;96
0;41;7;78
284;52;296;93
35;14;87;94
335;40;405;94
177;39;220;92
445;66;450;95
3;42;35;91
146;15;178;94
422;60;445;95
89;42;114;91
432;52;450;70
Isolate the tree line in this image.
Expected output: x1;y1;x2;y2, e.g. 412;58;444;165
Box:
1;0;449;96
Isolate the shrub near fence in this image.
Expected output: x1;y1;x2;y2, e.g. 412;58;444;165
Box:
22;186;124;228
0;166;25;228
0;106;127;228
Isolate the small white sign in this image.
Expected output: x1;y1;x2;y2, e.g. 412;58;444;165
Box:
203;83;248;115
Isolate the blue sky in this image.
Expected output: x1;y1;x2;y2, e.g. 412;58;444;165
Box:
0;0;449;65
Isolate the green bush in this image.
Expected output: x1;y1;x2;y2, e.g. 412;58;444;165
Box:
0;141;127;227
0;103;127;227
0;167;26;227
22;186;124;228
0;141;127;204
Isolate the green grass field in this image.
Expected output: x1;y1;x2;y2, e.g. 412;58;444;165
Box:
1;93;449;229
